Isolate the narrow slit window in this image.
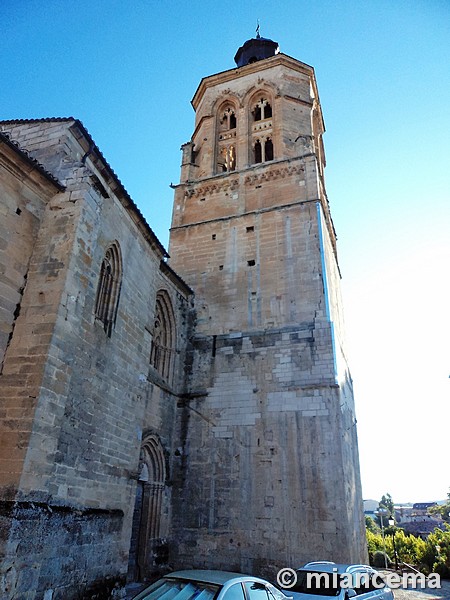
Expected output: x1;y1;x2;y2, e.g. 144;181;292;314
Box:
254;140;262;164
150;290;176;383
265;138;274;161
94;243;122;337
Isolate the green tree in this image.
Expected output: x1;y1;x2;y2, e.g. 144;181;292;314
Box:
429;488;450;523
380;493;394;514
418;524;450;578
376;492;394;527
366;515;380;533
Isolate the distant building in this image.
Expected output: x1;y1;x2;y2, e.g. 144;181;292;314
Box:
412;502;437;513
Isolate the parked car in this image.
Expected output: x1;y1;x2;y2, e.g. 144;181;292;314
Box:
278;562;393;599
132;569;293;600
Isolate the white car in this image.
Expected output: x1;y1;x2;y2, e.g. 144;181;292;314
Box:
133;569;293;600
278;561;394;600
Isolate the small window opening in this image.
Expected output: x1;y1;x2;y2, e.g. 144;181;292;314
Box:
200;197;206;202
247;259;256;267
219;265;224;271
253;98;272;122
16;207;22;215
219;107;237;131
246;226;254;233
212;234;216;240
253;137;273;164
218;145;236;172
254;140;262;164
228;145;236;171
265;138;274;161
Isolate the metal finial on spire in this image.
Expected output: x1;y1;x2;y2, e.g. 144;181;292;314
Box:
256;20;260;39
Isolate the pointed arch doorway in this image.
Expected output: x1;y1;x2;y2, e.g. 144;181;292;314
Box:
127;434;168;582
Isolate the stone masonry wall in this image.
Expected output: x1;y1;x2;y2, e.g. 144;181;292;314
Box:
0;121;191;599
0;140;58;368
168;51;366;574
171;320;365;577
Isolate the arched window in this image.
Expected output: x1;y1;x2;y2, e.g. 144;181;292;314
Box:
217;103;237;173
253;137;273;164
265;138;273;161
250;95;274;165
94;242;122;337
254;140;262;164
150;290;176;382
219;107;237;133
253;98;272;122
218;145;236;172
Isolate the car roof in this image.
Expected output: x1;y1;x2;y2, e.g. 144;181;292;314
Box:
299;563;375;574
165;570;266;586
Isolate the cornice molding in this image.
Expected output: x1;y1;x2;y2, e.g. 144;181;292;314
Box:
192;53;315;110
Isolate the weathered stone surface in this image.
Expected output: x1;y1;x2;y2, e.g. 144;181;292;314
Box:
0;43;366;599
168;51;366;575
0;121;191;598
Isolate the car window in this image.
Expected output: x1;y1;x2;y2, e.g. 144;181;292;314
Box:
281;571;340;597
350;573;367;597
244;582;271;600
134;578;220;600
266;583;289;600
223;583;246;600
367;572;387;593
349;570;379;597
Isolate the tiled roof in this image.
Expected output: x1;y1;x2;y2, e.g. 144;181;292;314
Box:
0;117;169;259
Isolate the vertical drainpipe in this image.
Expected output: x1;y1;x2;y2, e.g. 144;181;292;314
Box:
316;201;339;384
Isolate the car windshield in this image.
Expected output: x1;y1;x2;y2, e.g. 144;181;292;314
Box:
134;577;221;600
288;571;341;597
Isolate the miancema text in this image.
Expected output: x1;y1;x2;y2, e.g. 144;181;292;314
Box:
306;571;441;590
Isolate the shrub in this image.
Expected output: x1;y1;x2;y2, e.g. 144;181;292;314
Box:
433;560;450;579
419;525;450;576
393;529;426;565
373;550;391;568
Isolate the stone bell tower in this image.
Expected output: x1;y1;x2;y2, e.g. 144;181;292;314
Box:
169;35;367;574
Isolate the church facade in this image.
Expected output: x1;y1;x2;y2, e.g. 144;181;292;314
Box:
0;37;366;599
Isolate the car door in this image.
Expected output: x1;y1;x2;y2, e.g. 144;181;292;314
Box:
243;581;272;600
348;568;390;600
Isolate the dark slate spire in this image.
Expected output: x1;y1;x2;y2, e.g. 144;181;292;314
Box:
234;27;279;67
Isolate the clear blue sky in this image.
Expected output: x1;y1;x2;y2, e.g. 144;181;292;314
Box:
3;0;449;504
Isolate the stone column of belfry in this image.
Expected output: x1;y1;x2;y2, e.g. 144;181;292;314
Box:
169;35;367;575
